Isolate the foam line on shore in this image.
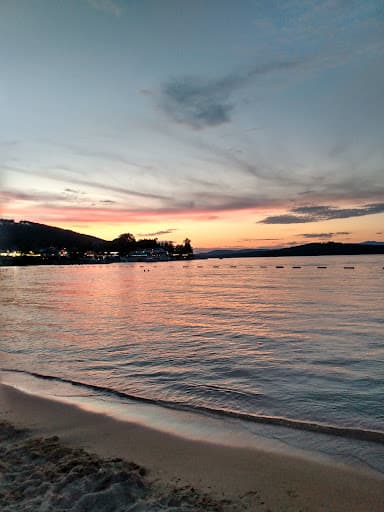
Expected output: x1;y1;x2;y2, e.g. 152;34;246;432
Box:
1;382;383;512
3;368;384;445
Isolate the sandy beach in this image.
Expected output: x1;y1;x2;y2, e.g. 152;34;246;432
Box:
0;382;383;511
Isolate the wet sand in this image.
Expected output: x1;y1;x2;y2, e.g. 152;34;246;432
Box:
1;383;383;511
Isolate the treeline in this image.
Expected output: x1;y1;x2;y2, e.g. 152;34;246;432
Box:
110;233;193;256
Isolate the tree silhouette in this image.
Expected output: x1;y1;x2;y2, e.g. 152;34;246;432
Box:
174;238;193;258
183;238;193;255
136;238;159;250
110;232;193;258
111;233;136;254
159;240;175;253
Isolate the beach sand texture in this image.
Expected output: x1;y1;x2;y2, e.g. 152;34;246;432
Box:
0;420;238;512
1;383;383;511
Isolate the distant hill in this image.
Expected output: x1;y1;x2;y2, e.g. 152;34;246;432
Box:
0;219;107;252
198;248;270;258
263;242;384;257
198;242;384;259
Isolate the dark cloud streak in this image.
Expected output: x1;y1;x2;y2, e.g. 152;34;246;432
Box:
137;229;177;237
260;203;384;224
300;232;351;239
1;189;73;203
160;60;302;129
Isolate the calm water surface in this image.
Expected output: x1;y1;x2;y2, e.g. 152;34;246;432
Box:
1;255;383;473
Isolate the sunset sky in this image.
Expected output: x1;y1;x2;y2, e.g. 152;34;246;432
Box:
1;0;383;250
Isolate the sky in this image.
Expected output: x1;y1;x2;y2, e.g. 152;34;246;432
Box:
1;0;383;250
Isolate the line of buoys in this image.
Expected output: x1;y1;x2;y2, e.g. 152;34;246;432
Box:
171;263;384;271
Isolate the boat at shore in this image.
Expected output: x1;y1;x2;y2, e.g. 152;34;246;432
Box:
120;249;170;262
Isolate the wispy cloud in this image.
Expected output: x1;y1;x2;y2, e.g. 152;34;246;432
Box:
156;0;384;134
4;165;170;202
300;231;351;239
64;188;81;194
0;140;19;148
238;238;280;242
137;229;177;237
3;163;282;214
183;136;297;183
1;188;119;211
4;203;220;225
61;144;153;171
160;60;302;129
0;189;72;204
86;0;123;17
259;203;384;224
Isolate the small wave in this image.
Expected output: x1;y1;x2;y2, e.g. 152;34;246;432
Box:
2;368;384;445
180;381;263;400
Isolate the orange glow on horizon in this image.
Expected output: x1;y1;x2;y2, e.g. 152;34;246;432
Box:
2;200;383;250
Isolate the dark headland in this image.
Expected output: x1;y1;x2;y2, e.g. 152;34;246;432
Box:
198;242;384;259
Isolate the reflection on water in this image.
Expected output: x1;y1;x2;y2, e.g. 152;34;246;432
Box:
1;255;384;471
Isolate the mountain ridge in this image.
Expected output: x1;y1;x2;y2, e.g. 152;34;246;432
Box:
198;242;384;258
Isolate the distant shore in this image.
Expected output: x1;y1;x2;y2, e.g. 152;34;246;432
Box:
2;243;384;267
1;383;383;512
0;255;116;267
197;242;384;259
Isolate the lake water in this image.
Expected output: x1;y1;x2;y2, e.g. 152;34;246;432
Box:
1;255;383;474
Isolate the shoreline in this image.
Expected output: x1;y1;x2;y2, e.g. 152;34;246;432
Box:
1;383;383;511
4;368;383;446
1;248;384;268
